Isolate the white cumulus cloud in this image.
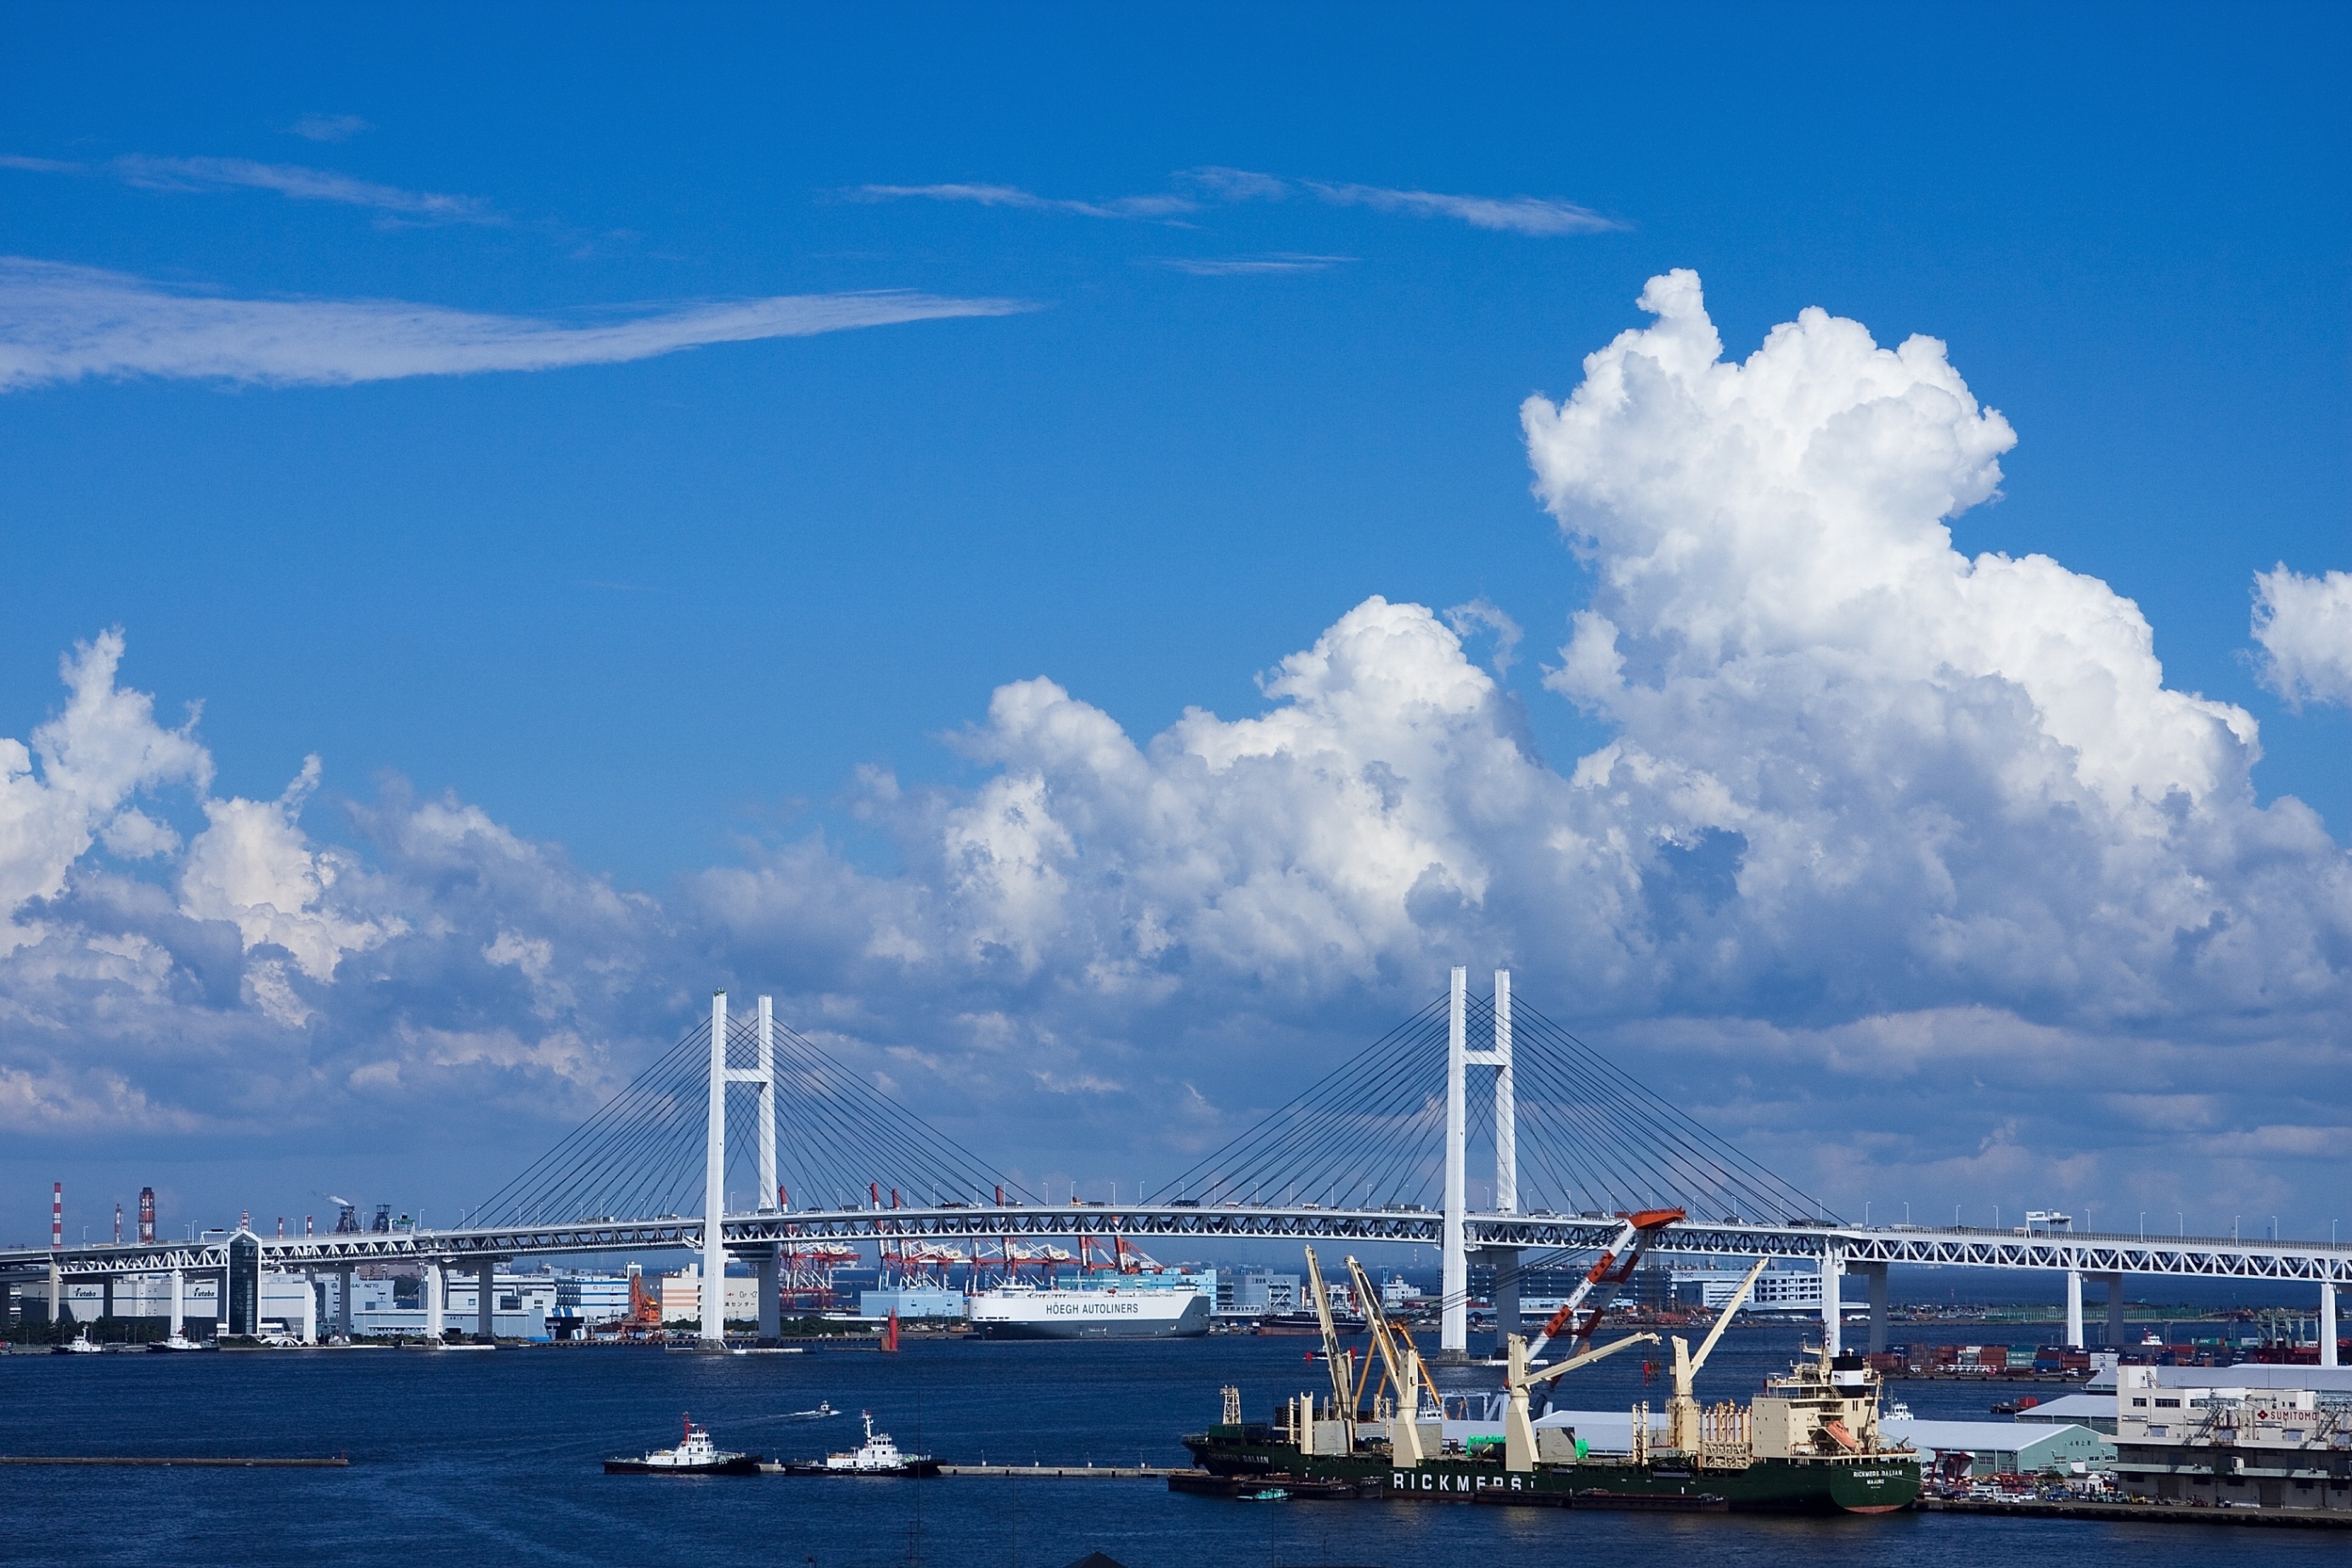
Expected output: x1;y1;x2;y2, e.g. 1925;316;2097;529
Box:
2252;564;2352;708
3;273;2345;1228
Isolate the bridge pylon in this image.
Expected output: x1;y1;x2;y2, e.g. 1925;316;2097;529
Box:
1443;966;1517;1359
702;990;779;1342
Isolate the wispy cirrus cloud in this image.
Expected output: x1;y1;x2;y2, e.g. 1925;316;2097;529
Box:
0;257;1033;391
1188;166;1623;236
853;182;1198;222
853;169;1623;238
1149;253;1353;276
287;114;372;143
1;150;495;224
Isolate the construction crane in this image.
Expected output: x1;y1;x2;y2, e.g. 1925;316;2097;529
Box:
1665;1256;1770;1453
1523;1206;1683;1362
1502;1328;1662;1472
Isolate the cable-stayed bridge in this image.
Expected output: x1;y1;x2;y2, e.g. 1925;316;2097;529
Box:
8;970;2347;1363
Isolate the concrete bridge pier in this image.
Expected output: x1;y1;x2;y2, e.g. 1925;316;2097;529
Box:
1820;1248;1845;1355
168;1268;183;1336
475;1260;496;1340
756;1245;780;1340
295;1273;317;1343
2324;1281;2339;1368
424;1262;444;1342
1490;1249;1521;1357
1862;1262;1888;1355
47;1256;60;1325
2065;1267;2085;1350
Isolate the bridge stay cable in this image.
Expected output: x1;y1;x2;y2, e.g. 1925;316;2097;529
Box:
473;1009;1032;1232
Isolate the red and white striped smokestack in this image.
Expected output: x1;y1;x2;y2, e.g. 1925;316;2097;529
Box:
51;1182;62;1250
115;1203;122;1245
138;1187;155;1245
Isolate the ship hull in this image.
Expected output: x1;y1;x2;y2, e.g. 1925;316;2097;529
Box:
971;1290;1209;1340
603;1455;762;1475
1179;1431;1917;1515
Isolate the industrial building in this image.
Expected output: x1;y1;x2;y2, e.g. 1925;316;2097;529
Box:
658;1262;757;1324
1881;1414;2113;1477
1215;1267;1299;1319
859;1284;965;1319
2112;1364;2352;1511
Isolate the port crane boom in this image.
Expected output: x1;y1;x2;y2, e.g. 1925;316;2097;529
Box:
1503;1329;1661;1472
1666;1256;1770;1453
1523;1206;1682;1363
1301;1246;1354;1431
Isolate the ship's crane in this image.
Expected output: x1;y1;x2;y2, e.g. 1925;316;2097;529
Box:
1501;1328;1662;1473
1666;1256;1769;1453
1343;1253;1442;1466
1301;1246;1355;1436
1522;1206;1683;1362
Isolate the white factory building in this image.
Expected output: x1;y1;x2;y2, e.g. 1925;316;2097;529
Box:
2112;1364;2352;1511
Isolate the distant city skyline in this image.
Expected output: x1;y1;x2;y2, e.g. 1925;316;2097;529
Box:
0;8;2345;1240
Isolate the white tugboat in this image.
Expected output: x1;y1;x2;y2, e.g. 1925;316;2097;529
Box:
784;1410;940;1476
603;1413;763;1475
146;1332;207;1353
53;1329;104;1355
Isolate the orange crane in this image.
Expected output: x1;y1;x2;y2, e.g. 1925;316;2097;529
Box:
1523;1207;1683;1362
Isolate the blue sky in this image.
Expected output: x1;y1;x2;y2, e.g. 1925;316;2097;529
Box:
2;6;2346;1245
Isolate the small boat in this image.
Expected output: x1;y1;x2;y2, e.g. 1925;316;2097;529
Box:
786;1402;839;1419
1243;1487;1291;1503
148;1334;207;1353
603;1414;763;1475
53;1330;103;1355
781;1410;940;1476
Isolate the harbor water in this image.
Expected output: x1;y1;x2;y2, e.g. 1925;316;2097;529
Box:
2;1324;2334;1566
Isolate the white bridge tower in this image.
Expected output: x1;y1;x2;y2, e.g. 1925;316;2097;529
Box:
701;990;779;1343
1442;966;1516;1357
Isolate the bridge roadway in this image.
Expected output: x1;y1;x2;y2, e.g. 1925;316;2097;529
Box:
9;1206;2349;1283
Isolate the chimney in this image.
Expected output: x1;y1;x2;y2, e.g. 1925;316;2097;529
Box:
138;1187;156;1244
51;1182;62;1250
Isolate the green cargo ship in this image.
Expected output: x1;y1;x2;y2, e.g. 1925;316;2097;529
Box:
1179;1248;1919;1516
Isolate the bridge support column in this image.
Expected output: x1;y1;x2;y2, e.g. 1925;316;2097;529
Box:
2064;1267;2084;1350
2323;1281;2338;1369
295;1272;317;1344
425;1262;444;1343
47;1256;60;1325
168;1268;183;1336
102;1274;115;1322
2104;1273;2124;1348
475;1260;496;1340
1440;967;1468;1360
1820;1248;1843;1357
702;989;729;1345
335;1265;354;1336
757;1245;780;1340
1865;1262;1888;1356
1491;1249;1521;1357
